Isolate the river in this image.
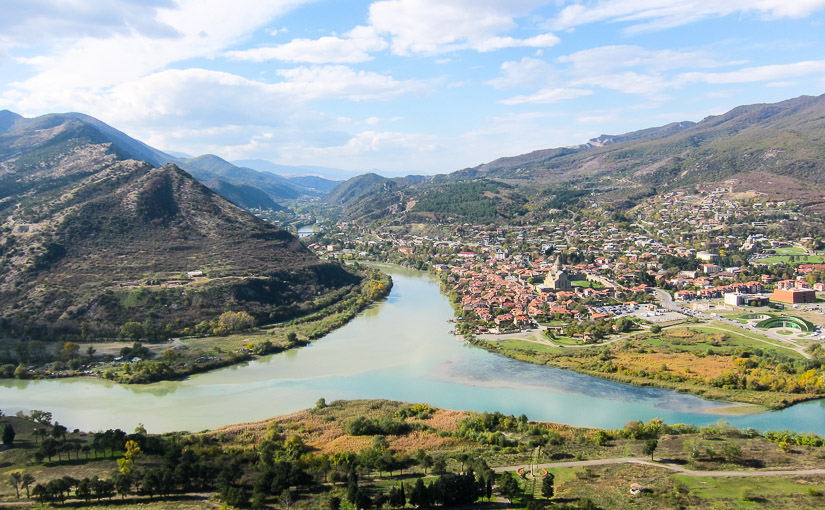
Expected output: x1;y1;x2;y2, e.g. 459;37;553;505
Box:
2;266;825;434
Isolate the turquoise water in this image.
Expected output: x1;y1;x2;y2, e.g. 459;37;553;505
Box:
2;266;825;434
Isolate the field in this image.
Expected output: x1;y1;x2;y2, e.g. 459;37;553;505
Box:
571;280;604;289
756;255;825;264
773;247;807;255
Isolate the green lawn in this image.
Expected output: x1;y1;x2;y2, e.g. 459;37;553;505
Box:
674;474;825;509
773;246;807;255
686;323;804;357
572;280;604;289
757;255;825;264
495;338;565;354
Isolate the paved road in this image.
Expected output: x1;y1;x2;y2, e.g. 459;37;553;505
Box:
494;457;825;477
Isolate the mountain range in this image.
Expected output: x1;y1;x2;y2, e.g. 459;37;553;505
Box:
325;93;825;223
0;110;357;340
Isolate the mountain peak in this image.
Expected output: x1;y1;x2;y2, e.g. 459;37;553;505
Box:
0;114;358;340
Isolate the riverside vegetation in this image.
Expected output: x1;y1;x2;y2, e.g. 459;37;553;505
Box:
466;323;825;411
0;264;391;383
3;400;825;509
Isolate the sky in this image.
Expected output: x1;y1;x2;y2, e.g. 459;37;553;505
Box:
2;0;825;177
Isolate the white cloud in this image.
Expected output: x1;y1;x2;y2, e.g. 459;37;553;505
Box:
551;0;825;32
500;87;592;104
569;71;671;97
678;59;825;84
558;45;721;72
4;65;427;145
0;0;180;47
487;57;557;90
365;116;381;125
547;45;726;97
473;33;561;52
273;65;430;101
224;25;388;63
369;0;557;55
4;0;315;93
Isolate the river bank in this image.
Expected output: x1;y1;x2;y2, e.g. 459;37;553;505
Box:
4;266;825;436
3;264;392;384
463;329;821;411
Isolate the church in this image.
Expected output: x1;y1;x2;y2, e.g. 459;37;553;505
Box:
543;258;572;291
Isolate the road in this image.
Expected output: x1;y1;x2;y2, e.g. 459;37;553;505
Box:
494;457;825;478
651;288;813;358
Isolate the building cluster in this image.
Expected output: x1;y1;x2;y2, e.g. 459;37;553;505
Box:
302;186;822;323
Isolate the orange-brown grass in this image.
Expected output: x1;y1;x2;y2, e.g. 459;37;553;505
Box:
321;435;373;454
207;400;472;455
415;409;468;432
614;351;735;379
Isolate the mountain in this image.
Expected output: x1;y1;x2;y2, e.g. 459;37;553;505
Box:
176;154;340;200
464;94;825;208
201;179;283;211
286;175;341;194
0;110;23;134
0;112;358;340
330;93;825;222
233;158;355;181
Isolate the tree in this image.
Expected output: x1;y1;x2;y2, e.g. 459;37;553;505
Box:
76;478;93;502
118;440;142;474
389;483;406;508
120;322;144;340
541;472;555;499
327;495;341;510
722;442;743;464
21;474;35;499
650;325;662;334
315;398;328;410
60;341;80;361
409;478;430;508
643;438;659;461
9;472;21;498
355;488;373;510
2;423;15;446
112;473;132;500
30;410;52;425
498;473;520;502
347;472;359;504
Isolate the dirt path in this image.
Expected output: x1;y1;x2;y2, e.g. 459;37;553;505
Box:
493;457;825;477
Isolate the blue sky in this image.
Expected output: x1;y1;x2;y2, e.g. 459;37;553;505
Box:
2;1;825;177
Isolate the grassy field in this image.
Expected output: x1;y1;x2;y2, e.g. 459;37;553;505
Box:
674;475;825;509
757;255;825;264
571;280;604;289
686;323;804;357
773;247;807;255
